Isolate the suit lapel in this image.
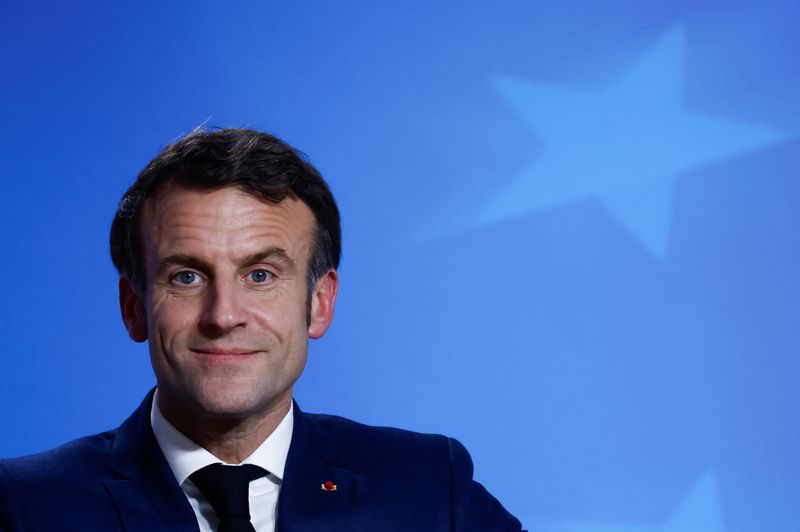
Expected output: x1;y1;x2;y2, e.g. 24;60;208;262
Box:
103;393;362;531
277;403;362;532
104;390;199;532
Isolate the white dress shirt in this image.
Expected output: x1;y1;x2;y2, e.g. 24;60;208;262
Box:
150;391;294;532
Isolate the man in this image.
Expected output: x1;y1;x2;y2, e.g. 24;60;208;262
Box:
0;128;525;531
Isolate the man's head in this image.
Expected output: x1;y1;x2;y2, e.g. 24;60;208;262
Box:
111;128;340;303
110;128;340;427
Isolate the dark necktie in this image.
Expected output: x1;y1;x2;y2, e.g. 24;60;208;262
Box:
189;463;268;532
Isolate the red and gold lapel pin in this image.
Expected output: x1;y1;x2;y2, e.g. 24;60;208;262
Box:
321;480;338;492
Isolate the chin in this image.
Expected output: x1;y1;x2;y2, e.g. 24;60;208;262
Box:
193;393;257;418
194;383;283;420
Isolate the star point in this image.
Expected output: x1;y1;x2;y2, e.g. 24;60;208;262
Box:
553;469;723;532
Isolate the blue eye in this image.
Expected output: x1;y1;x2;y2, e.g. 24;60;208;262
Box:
250;269;273;283
175;271;199;285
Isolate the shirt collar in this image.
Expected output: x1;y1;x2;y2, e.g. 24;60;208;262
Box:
150;389;294;486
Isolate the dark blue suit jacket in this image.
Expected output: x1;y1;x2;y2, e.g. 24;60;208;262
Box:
0;391;525;531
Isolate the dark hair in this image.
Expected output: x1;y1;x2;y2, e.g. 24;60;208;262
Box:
110;128;341;298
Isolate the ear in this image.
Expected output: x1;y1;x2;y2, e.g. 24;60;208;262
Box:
119;277;148;343
308;269;339;339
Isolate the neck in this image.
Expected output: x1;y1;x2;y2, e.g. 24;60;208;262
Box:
156;390;292;464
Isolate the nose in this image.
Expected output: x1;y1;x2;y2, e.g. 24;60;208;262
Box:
200;277;248;334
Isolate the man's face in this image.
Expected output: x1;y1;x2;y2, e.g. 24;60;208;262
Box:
120;185;337;423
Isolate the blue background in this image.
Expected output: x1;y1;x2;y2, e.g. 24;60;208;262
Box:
1;2;798;530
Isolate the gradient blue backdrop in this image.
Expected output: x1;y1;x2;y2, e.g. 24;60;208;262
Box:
2;2;798;531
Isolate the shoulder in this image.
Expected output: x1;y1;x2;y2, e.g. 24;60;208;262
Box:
308;411;451;448
303;411;461;468
297;411;481;506
1;430;115;481
0;430;116;496
0;391;154;484
0;431;119;530
297;411;526;531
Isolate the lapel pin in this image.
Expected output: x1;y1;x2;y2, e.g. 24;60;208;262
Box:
321;480;338;492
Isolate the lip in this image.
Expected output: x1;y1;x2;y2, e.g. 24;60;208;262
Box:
189;346;260;356
190;349;262;365
190;349;261;367
191;349;259;356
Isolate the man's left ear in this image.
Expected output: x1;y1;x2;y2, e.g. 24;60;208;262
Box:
308;269;339;339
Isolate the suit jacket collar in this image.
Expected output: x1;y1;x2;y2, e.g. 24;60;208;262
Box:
276;402;361;532
102;390;361;532
104;388;200;532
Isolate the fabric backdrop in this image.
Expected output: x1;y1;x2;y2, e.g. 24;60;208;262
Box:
2;2;798;530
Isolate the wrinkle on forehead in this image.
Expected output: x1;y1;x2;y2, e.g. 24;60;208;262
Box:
139;185;315;274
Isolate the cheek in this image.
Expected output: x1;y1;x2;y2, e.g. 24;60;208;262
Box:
250;294;307;339
149;296;201;343
253;283;305;316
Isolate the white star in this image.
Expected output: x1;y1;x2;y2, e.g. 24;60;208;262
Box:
481;25;783;259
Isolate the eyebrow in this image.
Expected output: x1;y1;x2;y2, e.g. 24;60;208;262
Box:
157;246;296;275
241;247;296;269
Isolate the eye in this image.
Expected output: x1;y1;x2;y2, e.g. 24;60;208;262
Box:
249;269;274;284
173;271;201;286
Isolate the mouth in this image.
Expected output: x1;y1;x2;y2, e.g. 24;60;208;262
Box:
190;348;261;364
191;348;259;355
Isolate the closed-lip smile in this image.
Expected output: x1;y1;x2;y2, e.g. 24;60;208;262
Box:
191;348;260;356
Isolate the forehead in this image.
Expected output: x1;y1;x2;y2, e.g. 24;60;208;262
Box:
139;185;316;265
